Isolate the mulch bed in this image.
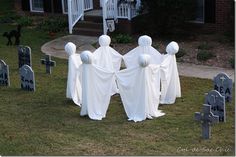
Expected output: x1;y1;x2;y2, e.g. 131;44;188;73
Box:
112;33;234;69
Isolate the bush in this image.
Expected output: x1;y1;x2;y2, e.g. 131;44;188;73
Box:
197;50;215;61
176;48;186;58
38;17;67;33
16;16;33;26
229;58;235;69
112;34;133;43
132;13;154;35
0;12;19;23
197;42;213;50
141;0;196;35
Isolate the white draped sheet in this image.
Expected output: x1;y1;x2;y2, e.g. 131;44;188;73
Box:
116;54;165;122
93;35;123;95
160;41;181;104
123;36;181;105
65;42;82;106
123;35;163;69
64;36;182;121
79;51;115;120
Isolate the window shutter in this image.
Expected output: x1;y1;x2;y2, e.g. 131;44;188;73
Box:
204;0;216;23
53;0;63;13
43;0;52;12
22;0;30;11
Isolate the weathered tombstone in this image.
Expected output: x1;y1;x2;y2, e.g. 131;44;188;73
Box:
195;104;219;139
18;45;32;68
205;90;226;122
19;65;35;91
41;55;56;74
214;72;233;102
0;60;10;86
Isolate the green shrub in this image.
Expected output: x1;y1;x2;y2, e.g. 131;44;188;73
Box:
152;43;159;50
0;12;19;23
132;13;154;35
16;16;33;26
197;50;215;61
113;34;133;43
197;42;213;50
38;17;67;33
229;58;235;69
141;0;196;35
176;48;186;58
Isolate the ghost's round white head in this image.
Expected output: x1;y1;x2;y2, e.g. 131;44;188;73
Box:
80;50;93;64
138;54;151;67
99;35;111;47
138;35;152;47
65;42;76;56
166;41;179;55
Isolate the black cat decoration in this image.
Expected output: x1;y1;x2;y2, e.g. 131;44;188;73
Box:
2;25;22;46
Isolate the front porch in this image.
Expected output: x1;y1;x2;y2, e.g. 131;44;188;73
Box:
67;0;141;35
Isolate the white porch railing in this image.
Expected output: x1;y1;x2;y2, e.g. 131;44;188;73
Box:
117;3;138;20
68;0;141;34
84;0;93;11
102;0;118;35
68;0;84;34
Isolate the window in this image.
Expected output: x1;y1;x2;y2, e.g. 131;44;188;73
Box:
62;0;68;14
30;0;44;12
195;0;205;23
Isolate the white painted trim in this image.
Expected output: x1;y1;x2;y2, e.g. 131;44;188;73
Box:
203;0;205;23
30;0;44;13
188;20;204;24
195;0;205;23
62;0;68;14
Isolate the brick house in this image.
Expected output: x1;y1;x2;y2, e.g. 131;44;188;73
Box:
192;0;233;32
18;0;233;35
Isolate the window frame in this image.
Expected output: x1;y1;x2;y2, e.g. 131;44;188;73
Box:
30;0;44;13
195;0;205;23
62;0;68;14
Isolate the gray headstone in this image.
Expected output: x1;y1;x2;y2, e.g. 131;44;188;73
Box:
18;45;32;68
205;90;226;122
0;59;10;86
195;104;219;139
214;73;233;102
19;65;35;92
41;55;56;74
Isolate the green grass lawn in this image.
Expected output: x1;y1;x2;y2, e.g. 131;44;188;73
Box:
0;12;235;157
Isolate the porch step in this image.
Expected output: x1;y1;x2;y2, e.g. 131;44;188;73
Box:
74;13;103;36
73;9;103;36
74;27;103;36
84;15;103;23
76;21;103;30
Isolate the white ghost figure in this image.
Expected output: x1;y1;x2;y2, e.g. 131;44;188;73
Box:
79;51;115;120
116;54;165;122
160;41;181;104
65;42;82;106
123;35;163;69
93;35;123;95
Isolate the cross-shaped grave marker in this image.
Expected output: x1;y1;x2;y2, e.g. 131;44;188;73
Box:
195;104;219;139
41;55;56;74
